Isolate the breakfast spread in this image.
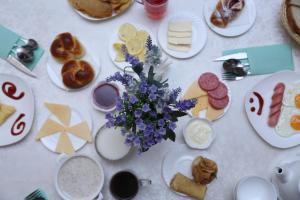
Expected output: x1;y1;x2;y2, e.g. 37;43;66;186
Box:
57;156;102;199
167;21;192;52
68;0;132;19
50;32;95;89
210;0;245;28
92;82;120;111
184;119;214;149
113;23;149;63
192;156;218;185
183;72;229;121
35;103;92;154
0;102;16;126
268;83;285;127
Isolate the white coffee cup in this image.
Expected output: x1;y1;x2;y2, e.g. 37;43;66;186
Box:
55;154;105;200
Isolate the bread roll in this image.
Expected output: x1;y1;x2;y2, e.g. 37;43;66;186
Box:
61;60;95;89
50;32;85;63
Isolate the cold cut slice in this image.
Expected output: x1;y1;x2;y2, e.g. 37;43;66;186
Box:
198;73;220;91
208;95;229;110
208;82;228;100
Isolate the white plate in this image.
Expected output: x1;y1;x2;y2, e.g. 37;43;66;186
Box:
47;37;101;91
162;144;215;197
245;70;300;148
38;104;93;153
203;0;256;37
108;23;157;72
70;0;134;21
0;74;34;146
157;12;207;59
184;79;232;121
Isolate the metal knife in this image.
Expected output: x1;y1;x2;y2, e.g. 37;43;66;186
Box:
6;54;37;78
214;52;248;61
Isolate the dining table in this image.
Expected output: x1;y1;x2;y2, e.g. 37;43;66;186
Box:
1;0;300;199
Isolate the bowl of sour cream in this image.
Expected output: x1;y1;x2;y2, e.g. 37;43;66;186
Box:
183;118;215;149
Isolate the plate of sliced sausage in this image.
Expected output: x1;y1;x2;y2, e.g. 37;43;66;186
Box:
245;70;300;148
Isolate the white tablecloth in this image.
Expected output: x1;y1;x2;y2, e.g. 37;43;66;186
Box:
1;0;300;199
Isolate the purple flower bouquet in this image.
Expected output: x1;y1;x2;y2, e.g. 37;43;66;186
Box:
105;38;196;153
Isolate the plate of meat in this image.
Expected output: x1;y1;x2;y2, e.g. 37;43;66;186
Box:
203;0;256;37
245;70;300;148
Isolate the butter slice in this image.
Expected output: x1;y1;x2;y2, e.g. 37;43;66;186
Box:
168;43;191;52
168;21;192;32
168;31;192;38
168;37;192;45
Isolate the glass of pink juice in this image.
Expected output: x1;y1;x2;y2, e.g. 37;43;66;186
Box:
137;0;168;20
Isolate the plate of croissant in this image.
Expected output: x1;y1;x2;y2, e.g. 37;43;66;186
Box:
203;0;256;37
68;0;134;21
47;32;101;91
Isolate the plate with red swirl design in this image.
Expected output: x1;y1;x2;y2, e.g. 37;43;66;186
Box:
0;74;34;146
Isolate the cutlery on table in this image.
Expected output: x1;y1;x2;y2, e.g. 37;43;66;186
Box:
6;54;37;78
20;38;39;50
12;46;34;63
24;188;48;200
222;72;246;81
223;59;251;76
214;52;248;61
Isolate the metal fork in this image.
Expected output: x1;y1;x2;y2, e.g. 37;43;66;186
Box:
222;72;245;81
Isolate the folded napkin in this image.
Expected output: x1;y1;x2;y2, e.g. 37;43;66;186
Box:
0;25;44;71
223;44;294;75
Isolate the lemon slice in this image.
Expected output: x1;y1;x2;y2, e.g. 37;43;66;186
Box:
113;43;126;62
118;23;137;42
136;30;149;45
126;38;143;55
137;48;146;62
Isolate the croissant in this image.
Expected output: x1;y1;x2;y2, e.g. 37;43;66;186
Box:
61;60;95;89
210;0;245;28
50;32;85;63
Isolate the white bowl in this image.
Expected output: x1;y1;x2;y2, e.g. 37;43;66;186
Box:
234;176;277;200
183;118;215;149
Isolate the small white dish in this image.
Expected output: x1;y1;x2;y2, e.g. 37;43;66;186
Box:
183;118;215;149
157;12;207;59
235;176;277;200
55;154;104;200
95;126;131;161
203;0;256;37
0;74;35;146
108;23;157;72
38;104;93;153
91;81;121;113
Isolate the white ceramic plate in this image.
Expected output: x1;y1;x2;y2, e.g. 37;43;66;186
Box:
245;70;300;148
47;35;101;91
162;145;215;197
203;0;256;37
0;74;34;146
38;104;93;153
108;23;157;72
184;79;232;121
157;12;207;59
70;0;134;21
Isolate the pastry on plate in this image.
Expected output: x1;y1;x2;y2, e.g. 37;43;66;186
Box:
286;0;300;35
192;156;218;185
69;0;113;19
0;103;16;125
210;0;245;28
170;172;207;200
50;32;85;63
61;60;95;89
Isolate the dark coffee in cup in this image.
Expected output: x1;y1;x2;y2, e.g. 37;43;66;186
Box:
110;171;139;200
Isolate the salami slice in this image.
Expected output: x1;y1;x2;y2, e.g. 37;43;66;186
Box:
198;73;220;91
208;95;229;109
208;82;228;99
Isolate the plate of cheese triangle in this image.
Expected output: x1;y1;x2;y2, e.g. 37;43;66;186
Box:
35;102;93;154
0;74;35;146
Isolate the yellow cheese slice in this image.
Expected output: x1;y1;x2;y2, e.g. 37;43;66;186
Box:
45;103;71;126
168;31;192;38
55;133;74;155
206;104;224;121
191;96;208;117
168;43;191;52
35;119;65;140
168;21;192;32
182;81;207;100
0;103;16;125
67;121;92;142
168;37;192;45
